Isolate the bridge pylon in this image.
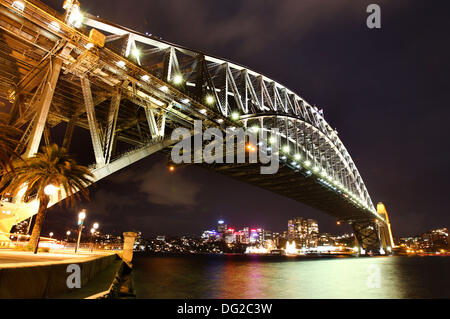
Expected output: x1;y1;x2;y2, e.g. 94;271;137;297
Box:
376;202;395;253
351;202;395;255
352;220;382;255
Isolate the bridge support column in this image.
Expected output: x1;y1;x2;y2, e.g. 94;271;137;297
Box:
62;114;78;151
103;90;121;163
352;221;381;255
80;76;105;166
24;58;63;158
122;232;138;265
377;202;395;254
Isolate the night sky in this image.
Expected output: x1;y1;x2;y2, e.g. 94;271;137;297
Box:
38;0;450;239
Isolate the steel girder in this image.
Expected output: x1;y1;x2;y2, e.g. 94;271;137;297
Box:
352;221;382;255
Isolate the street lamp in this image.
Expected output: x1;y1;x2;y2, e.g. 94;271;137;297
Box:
90;223;99;252
75;209;86;253
66;230;71;242
44;184;58;196
49;232;53;238
91;223;99;251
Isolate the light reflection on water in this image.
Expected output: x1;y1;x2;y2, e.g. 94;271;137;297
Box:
133;255;450;298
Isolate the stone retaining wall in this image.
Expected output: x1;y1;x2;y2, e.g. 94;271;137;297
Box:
0;253;118;298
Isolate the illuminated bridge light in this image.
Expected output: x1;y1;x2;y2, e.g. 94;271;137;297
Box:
141;74;150;81
206;95;215;104
294;153;301;160
313;166;320;173
231;112;240;120
116;60;126;68
251;126;259;133
67;5;83;28
132;48;141;58
12;1;25;12
304;160;311;167
49;21;60;32
282;145;290;153
172;74;183;85
159;85;168;92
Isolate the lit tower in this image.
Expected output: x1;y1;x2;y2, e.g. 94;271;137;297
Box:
377;202;395;253
217;219;227;235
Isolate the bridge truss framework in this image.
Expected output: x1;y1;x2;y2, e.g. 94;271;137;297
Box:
0;0;393;254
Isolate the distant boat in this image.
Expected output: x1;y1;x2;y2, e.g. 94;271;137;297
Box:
270;249;286;256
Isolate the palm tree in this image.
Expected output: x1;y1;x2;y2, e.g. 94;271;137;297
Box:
0;144;94;249
0;112;21;173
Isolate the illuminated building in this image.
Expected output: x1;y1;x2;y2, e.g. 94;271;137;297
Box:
250;228;259;244
257;228;264;243
287;217;319;248
429;228;449;248
318;233;333;246
263;230;273;241
201;230;219;241
242;227;249;244
224;227;236;243
272;232;281;247
217;219;227;235
306;219;319;247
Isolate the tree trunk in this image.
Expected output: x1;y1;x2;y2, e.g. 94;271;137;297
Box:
28;195;50;250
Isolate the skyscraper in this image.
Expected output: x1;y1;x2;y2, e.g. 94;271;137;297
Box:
287;217;319;248
217;219;227;235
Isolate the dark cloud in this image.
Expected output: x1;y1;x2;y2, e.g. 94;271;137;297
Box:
110;160;202;209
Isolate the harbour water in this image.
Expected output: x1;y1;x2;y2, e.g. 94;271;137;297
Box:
133;254;450;299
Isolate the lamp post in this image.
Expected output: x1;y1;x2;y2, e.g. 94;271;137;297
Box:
90;222;99;252
75;209;86;253
66;230;71;243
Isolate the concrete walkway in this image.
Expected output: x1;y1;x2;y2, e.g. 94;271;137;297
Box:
0;249;119;266
0;250;99;265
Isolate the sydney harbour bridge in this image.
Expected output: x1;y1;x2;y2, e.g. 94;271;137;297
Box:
0;0;394;254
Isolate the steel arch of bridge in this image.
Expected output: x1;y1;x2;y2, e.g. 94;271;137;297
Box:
81;14;377;215
0;0;389;253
